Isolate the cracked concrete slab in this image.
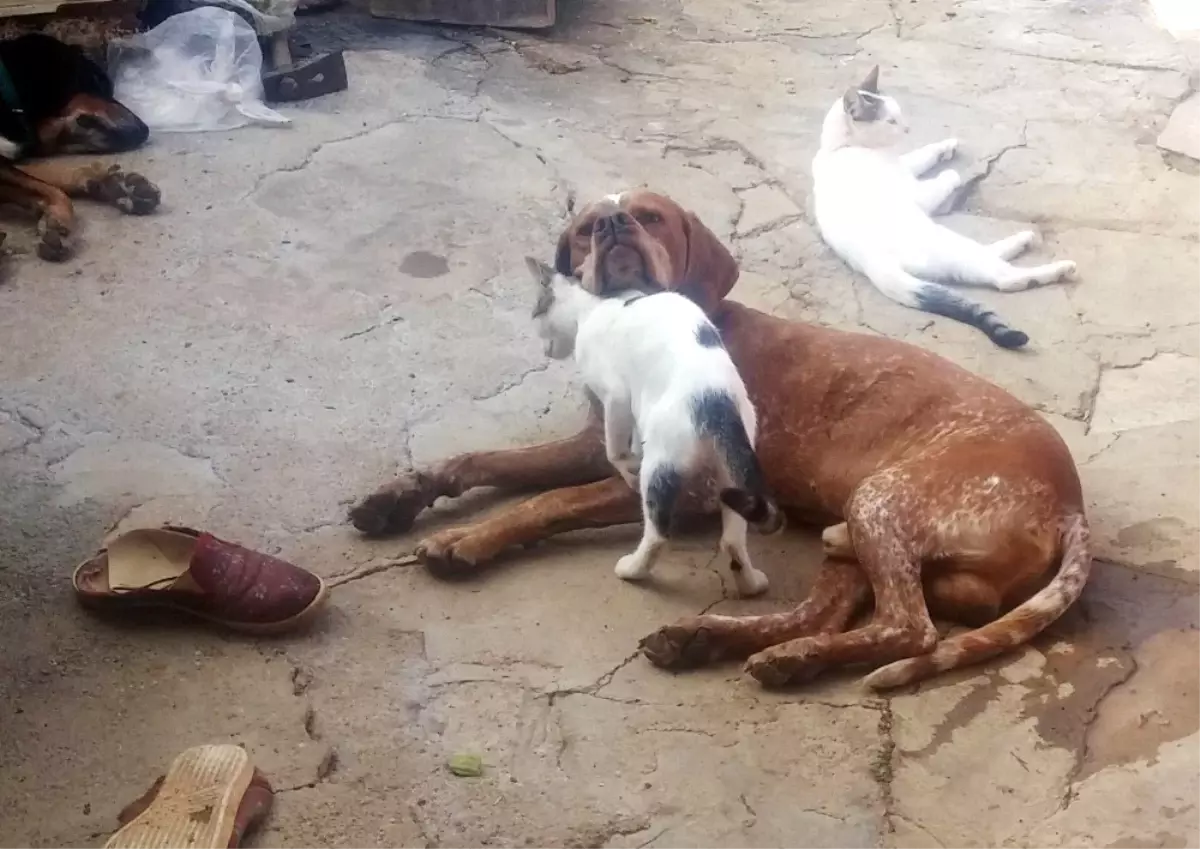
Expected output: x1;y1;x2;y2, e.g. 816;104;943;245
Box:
0;0;1197;845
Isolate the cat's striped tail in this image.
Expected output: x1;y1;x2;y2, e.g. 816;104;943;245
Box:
868;267;1029;349
862;513;1092;690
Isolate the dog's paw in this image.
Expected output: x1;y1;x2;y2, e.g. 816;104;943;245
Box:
87;166;161;215
415;526;498;577
638;620;726;669
744;643;823;689
348;472;432;536
36;217;72;262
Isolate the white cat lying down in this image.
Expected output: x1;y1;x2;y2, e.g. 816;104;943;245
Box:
812;65;1077;349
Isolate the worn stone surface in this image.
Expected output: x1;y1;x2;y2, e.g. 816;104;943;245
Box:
0;0;1197;846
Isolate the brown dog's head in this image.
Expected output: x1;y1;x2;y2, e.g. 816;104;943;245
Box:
554;190;739;314
0;34;149;158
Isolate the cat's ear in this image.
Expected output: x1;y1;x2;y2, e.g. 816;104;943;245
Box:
524;256;556;287
861;65;880;94
842;65;882;120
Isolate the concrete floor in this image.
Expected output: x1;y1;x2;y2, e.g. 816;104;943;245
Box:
1;0;1198;845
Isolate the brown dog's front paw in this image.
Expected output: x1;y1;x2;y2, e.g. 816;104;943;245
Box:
744;645;822;689
37;218;72;262
87;166;161;215
349;472;432;536
639;621;727;670
415;527;497;578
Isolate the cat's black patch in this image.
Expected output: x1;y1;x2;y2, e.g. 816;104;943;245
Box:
645;465;682;537
695;322;723;348
915;283;1029;349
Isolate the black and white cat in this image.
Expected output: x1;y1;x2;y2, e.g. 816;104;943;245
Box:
812;66;1077;349
525;257;783;597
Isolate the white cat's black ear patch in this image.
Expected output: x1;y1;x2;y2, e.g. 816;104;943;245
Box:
844;89;882;121
843;65;883;121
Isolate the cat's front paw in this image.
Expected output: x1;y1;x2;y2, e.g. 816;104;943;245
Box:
939;168;963;191
938;138;959;162
615;553;652;581
610;455;641;490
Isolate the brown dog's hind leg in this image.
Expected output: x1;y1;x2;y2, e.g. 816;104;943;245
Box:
351;416;612;536
639;559;871;670
16;161;160;215
0;164;76;260
744;481;938;687
415;476;642;576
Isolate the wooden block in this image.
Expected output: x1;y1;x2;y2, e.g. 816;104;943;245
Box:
369;0;554;29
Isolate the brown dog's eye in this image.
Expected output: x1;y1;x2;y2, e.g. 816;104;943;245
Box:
636;211;662;225
576;221;594;237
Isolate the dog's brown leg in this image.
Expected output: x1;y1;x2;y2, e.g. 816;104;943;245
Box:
414;477;642;576
743;481;939;687
0;164;77;260
639;559;871;669
351;415;612;536
15;160;160;215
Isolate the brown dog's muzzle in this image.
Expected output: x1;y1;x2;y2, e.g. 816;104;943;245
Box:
586;206;670;296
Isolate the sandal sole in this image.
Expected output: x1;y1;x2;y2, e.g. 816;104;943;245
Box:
104;744;253;849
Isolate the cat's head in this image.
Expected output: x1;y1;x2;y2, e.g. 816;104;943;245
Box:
525;256;580;360
838;65;908;147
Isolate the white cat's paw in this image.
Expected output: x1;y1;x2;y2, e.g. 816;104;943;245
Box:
734;566;770;598
939;169;963;190
612;458;640;490
1019;230;1041;250
615;554;651;581
938;138;959;161
1055;260;1078;281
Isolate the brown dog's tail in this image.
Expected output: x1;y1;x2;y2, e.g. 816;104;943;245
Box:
862;513;1092;690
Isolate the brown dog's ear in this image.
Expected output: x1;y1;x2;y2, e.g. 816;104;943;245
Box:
554;228;574;276
680;211;739;314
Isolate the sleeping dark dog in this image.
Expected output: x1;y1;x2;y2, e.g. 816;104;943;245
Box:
0;33;160;261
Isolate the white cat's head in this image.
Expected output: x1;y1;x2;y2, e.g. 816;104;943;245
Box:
837;65;908;147
525;256;581;360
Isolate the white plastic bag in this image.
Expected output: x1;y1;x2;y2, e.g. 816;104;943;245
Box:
111;7;291;133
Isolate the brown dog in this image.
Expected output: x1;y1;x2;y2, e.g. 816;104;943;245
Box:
350;190;1092;690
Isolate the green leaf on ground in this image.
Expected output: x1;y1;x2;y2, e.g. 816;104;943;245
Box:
447;753;484;777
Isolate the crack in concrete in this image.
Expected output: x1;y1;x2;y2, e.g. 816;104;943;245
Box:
476;116;578;223
545;647;643;705
735;212;805;241
953;122;1029;210
470;361;552;403
1058;648;1140;811
341;314;404;342
870;696;898;835
917;37;1187;75
329;553;420;587
0;406;49;456
240;112;483;203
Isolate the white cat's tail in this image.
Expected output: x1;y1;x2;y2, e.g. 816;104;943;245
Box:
867;266;1029;349
691;390;785;535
